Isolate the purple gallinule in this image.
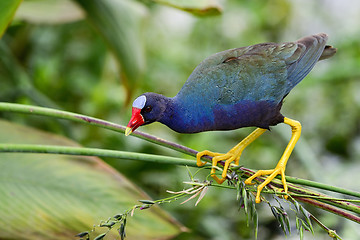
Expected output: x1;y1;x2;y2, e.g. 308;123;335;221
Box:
126;33;336;203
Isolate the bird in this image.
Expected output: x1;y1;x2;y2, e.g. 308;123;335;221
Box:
125;33;336;203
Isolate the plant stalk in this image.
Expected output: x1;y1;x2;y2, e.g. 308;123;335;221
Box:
0;102;359;225
0;143;201;167
0;102;203;158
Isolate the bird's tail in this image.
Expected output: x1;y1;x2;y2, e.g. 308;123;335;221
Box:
319;45;337;61
286;33;336;92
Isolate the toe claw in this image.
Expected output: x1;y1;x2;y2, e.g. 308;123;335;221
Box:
283;194;288;200
211;174;226;184
245;168;289;203
197;150;240;184
196;128;267;187
196;150;223;167
255;195;261;204
196;151;210;167
196;160;207;167
244;179;255;185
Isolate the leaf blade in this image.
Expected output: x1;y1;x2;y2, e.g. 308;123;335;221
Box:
75;0;146;102
154;0;223;16
0;0;22;37
0;119;183;239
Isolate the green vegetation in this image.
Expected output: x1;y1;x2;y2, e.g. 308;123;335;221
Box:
0;0;359;239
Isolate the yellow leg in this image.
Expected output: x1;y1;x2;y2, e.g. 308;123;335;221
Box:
245;117;301;203
196;128;267;184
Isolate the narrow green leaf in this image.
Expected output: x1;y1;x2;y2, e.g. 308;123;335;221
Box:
296;217;300;231
300;205;309;219
140;204;152;210
100;221;116;228
299;205;314;234
271;205;289;236
119;219;127;240
250;200;256;220
238;196;244;209
154;0;223;16
293;199;300;212
236;182;241;200
186;166;194;181
0;0;22;38
270;206;279;218
94;233;106;240
301;221;312;232
242;186;248;207
284;213;291;235
275;206;283;214
304;213;314;234
307;220;315;235
253;210;258;240
246;197;253;227
113;214;123;221
75;231;89;238
243;187;248;225
299;225;304;240
138;200;155;205
278;214;287;235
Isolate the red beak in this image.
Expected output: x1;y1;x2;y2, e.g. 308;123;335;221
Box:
125;107;145;136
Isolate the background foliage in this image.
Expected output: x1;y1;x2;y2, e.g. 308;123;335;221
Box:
0;0;359;239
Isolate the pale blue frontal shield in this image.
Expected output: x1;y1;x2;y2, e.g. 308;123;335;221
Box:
133;95;146;109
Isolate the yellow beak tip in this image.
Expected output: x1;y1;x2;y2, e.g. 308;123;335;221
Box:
125;127;132;136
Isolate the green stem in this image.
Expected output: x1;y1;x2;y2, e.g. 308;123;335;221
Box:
285;182;360;216
0;103;359;198
290;182;359;216
1;143;359;224
213;183;360;202
309;215;343;240
240;167;360;201
2;142;358;201
1;102;359;224
295;196;360;224
0;102;203;158
0;143;201;167
284;176;360;199
154;192;188;203
239;168;360;223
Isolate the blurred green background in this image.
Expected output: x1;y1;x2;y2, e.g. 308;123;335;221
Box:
0;0;359;239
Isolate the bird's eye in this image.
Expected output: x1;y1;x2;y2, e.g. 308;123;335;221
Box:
144;106;152;113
